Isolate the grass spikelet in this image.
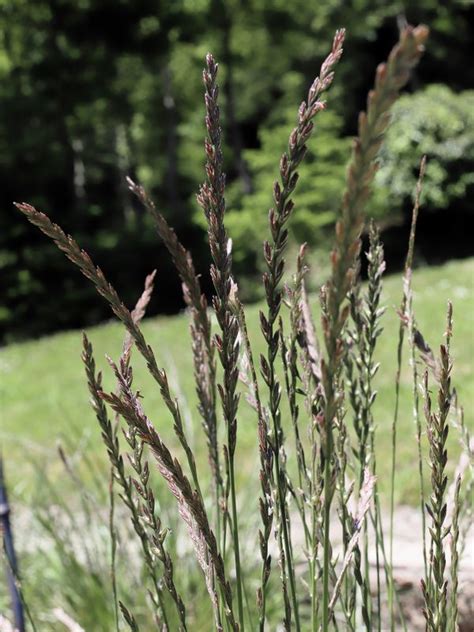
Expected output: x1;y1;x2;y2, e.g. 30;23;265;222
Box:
321;26;428;631
260;30;345;631
127;179;219;505
196;52;244;628
14;201;203;500
81;334;172;628
119;602;141;632
421;304;453;632
102;358;238;631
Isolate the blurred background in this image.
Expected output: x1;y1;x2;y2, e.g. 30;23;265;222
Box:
0;5;473;628
1;0;473;343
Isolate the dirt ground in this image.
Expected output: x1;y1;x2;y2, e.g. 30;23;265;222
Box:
5;502;474;630
378;505;473;631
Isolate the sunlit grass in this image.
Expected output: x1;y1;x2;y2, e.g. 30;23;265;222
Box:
1;258;472;504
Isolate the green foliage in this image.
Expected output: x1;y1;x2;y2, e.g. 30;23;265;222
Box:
1;1;474;341
225;108;350;277
374;85;474;213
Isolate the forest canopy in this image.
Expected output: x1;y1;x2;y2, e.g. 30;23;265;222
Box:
1;0;473;341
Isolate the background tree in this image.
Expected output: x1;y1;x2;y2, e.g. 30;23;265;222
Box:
1;0;473;341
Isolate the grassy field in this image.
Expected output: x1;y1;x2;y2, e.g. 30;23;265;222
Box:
1;257;472;505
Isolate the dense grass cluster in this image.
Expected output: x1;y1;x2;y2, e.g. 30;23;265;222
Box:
4;23;472;632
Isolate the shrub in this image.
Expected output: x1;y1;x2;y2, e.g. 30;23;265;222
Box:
7;23;473;632
373;84;474;215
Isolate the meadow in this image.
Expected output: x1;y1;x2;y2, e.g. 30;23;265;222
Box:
1;24;472;631
2;257;472;504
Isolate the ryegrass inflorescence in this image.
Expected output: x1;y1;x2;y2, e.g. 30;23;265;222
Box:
11;21;472;632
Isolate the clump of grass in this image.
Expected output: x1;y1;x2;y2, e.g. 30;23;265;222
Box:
9;22;473;632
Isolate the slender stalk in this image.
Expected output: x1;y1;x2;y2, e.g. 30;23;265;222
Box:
229;458;243;629
298;285;327;630
280;251;316;624
260;31;345;631
310;420;321;632
405;269;429;579
388;155;426;626
320;26;428;630
109;468;119;632
0;544;37;632
448;475;462;632
389;313;404;630
334;418;350;621
0;458;26;632
232;294;273;631
405;157;429;577
197;53;244;630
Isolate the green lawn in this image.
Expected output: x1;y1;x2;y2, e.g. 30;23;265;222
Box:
1;258;472;504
